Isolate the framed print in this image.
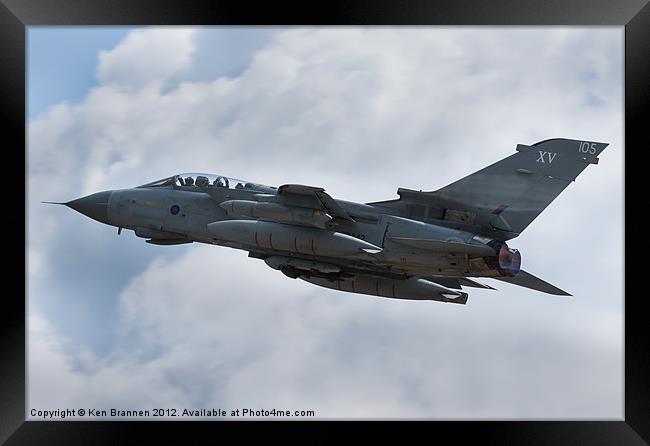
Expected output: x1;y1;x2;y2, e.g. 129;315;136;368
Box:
2;0;648;443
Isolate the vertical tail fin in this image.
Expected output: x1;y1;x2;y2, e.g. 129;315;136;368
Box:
430;138;608;236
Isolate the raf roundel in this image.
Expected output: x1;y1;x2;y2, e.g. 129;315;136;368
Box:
170;204;180;215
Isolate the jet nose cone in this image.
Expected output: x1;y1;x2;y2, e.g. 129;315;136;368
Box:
66;190;113;224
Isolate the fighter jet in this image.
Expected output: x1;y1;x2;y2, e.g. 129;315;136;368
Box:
46;138;607;305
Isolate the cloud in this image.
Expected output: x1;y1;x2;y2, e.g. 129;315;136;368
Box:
97;28;199;88
28;27;623;418
29;28;623;198
29;245;621;418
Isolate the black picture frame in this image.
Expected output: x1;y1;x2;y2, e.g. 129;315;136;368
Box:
3;0;647;443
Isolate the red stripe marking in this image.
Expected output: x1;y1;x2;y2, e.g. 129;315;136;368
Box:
337;280;341;290
294;236;298;252
269;232;274;249
254;231;259;247
392;284;396;298
311;239;315;254
351;280;355;292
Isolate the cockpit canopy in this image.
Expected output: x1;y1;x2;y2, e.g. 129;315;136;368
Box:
138;173;277;194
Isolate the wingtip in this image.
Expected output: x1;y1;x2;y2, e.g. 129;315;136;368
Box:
41;201;66;205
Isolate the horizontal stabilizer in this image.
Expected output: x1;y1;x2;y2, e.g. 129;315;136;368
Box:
388;237;495;257
493;270;570;296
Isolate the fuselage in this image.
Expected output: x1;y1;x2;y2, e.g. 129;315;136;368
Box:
82;173;520;282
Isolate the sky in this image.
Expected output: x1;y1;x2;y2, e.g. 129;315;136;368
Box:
28;27;134;119
27;26;623;419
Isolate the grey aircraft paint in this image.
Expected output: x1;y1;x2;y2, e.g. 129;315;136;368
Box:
46;138;607;305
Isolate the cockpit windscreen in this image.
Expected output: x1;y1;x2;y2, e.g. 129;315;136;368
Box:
137;176;176;188
138;173;277;194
